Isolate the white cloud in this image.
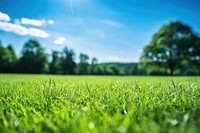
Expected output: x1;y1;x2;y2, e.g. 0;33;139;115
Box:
0;21;28;35
21;18;44;26
47;20;55;25
100;19;124;28
0;12;10;21
0;21;49;38
29;28;49;38
0;12;55;26
54;37;66;45
21;18;55;26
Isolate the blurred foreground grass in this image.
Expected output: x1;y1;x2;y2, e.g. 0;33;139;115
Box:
0;74;200;133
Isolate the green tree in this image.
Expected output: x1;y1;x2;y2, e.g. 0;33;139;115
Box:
89;57;98;74
140;21;200;75
7;45;17;72
49;51;62;74
61;47;76;74
18;39;48;73
77;53;89;74
0;42;17;73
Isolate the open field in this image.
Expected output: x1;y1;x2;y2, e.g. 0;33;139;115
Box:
0;74;200;133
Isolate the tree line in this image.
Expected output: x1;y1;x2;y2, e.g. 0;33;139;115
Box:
0;39;143;75
0;21;199;75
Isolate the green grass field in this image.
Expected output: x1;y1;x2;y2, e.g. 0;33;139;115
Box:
0;74;200;133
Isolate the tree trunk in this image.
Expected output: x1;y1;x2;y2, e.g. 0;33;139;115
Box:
169;65;174;75
170;69;173;75
168;59;174;75
168;51;174;76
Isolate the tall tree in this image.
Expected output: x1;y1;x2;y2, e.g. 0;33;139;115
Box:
18;39;48;73
7;45;17;72
0;42;17;73
61;47;76;74
77;53;89;74
89;57;98;74
49;51;62;74
140;21;200;75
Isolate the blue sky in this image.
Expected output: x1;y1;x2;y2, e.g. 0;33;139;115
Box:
0;0;200;62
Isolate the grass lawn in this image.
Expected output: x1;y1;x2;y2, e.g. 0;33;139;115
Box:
0;74;200;133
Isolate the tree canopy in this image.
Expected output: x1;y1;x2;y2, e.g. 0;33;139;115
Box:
0;44;17;73
61;47;76;74
140;21;200;75
18;39;48;73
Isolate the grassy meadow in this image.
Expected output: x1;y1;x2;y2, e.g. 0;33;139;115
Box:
0;74;200;133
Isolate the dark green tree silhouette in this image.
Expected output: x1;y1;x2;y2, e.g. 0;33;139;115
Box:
49;51;62;74
89;57;98;74
140;21;200;75
7;44;17;72
77;53;89;74
0;42;17;73
18;39;48;73
61;47;76;74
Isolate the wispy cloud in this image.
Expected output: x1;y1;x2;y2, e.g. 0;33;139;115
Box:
21;18;55;26
100;19;124;28
0;12;10;21
87;29;105;38
47;20;55;25
107;56;123;62
106;56;134;62
54;37;66;45
29;28;49;38
0;21;49;38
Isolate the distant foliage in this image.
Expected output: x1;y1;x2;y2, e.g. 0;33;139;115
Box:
77;53;90;75
61;47;76;74
17;39;48;73
0;44;17;73
0;39;140;75
49;51;62;74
